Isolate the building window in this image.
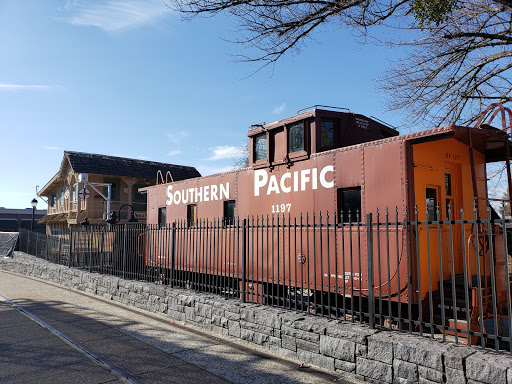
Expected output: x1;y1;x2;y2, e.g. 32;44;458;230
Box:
254;133;267;162
103;178;121;202
132;184;147;212
50;193;57;208
320;120;335;151
60;187;65;206
337;187;362;223
72;183;78;202
158;207;166;228
223;200;236;225
426;187;437;221
288;122;304;153
187;204;197;227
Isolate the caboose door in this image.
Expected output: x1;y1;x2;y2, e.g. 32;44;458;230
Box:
413;161;464;302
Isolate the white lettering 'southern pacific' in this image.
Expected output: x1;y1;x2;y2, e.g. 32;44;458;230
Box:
254;165;334;196
166;183;229;206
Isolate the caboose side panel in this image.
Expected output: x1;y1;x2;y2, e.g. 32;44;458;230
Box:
361;140;409;301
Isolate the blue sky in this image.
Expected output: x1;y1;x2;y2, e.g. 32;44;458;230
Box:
1;0;408;210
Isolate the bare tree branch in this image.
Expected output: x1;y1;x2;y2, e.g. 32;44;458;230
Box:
165;0;511;127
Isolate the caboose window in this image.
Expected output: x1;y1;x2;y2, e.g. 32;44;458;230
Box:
426;188;437;221
337;187;361;223
320;120;335;150
254;133;267;162
288;122;304;153
187;204;197;227
158;207;166;228
445;173;452;196
224;200;236;225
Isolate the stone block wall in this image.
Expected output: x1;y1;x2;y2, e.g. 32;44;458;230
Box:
2;253;512;384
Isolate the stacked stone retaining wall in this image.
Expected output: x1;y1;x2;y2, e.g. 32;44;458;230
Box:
2;253;512;384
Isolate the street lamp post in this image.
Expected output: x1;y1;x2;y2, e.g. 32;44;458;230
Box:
31;198;38;231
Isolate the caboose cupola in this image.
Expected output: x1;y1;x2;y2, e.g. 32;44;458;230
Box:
247;105;398;169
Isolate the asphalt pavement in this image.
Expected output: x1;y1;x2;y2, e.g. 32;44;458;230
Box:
0;270;357;384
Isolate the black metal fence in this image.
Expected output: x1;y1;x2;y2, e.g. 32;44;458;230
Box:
19;229;70;265
18;207;512;353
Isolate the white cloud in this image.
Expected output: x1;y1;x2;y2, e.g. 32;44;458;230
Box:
0;84;49;91
196;164;234;176
206;145;246;161
63;0;170;32
166;130;188;144
168;150;182;156
273;102;286;114
43;146;61;150
0;84;65;92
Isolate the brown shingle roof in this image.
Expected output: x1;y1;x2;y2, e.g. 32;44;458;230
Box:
64;151;201;181
38;213;69;224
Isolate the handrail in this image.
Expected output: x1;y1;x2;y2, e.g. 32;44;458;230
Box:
473;102;512;132
156;170;164;185
166;171;174;183
297;105;350;114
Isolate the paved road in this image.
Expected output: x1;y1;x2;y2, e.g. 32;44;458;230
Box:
0;271;356;384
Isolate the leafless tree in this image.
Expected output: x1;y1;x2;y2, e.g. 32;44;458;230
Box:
165;0;511;127
381;0;512;127
232;144;249;169
167;0;410;66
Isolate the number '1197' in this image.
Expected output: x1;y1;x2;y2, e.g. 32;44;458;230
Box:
272;204;291;213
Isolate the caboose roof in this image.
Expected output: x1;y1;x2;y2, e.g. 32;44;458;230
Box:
399;124;511;163
247;107;398;136
307;123;512;163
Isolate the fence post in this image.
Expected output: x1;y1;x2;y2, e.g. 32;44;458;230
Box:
367;213;375;329
58;236;62;264
68;228;72;268
89;226;93;273
170;222;176;288
241;218;247;303
123;225;127;279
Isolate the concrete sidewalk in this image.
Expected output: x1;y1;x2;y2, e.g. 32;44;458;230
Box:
0;270;356;384
0;300;123;383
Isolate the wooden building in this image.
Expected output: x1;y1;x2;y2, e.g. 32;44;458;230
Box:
37;151;200;237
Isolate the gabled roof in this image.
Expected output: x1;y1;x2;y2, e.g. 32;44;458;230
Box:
64;151;201;181
38;151;201;196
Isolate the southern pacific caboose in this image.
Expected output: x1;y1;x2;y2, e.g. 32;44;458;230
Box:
141;104;512;342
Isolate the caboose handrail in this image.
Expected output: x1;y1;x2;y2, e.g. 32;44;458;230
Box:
296;105;350;114
468;103;512;216
473;102;512;132
370;116;397;131
156;170;164;185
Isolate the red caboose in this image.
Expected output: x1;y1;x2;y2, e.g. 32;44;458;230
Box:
141;105;512;339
